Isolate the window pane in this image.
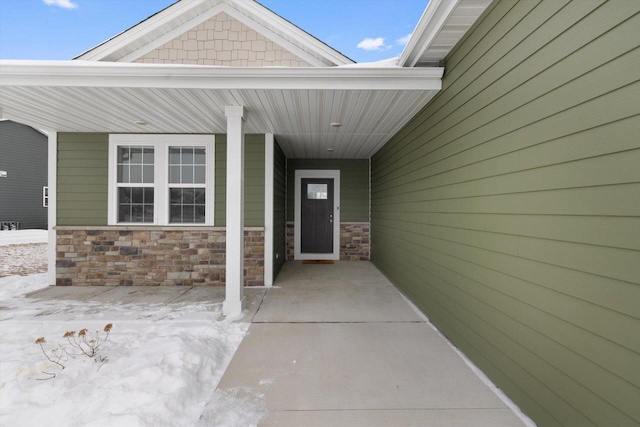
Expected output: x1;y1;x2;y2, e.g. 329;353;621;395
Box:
118;187;131;204
307;183;328;199
182;166;193;184
183;205;195;223
117;165;125;183
169;147;181;165
143;147;154;164
130;165;142;183
170;205;182;223
194;188;205;204
118;205;130;223
169;166;180;184
130;147;142;164
195;206;206;223
144;205;154;223
194;166;205;184
118;147;130;164
182;188;194;204
170;188;181;204
144;187;154;203
169;187;205;224
131;205;143;222
143;165;154;184
194;148;206;165
182;147;194;164
132;187;144;204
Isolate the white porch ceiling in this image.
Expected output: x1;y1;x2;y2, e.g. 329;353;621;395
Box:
0;62;442;159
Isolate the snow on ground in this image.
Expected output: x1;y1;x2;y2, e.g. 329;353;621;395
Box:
0;229;48;246
0;268;264;426
0;243;48;277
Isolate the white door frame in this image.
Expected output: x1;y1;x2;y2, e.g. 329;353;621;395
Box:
294;169;340;260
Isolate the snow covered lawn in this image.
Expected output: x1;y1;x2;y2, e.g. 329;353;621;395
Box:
0;246;264;426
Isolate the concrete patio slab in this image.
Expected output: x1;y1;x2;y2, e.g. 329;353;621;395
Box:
27;286;116;301
26;285;267;322
218;261;528;426
254;284;420;323
218;323;509;411
274;261;392;288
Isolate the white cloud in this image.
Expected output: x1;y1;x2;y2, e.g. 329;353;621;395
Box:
397;33;412;46
357;37;386;51
43;0;78;10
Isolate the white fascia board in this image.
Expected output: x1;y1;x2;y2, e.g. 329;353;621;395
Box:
232;0;354;66
399;0;461;67
76;0;208;61
0;61;443;91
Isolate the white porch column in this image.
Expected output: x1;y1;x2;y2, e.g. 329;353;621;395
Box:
47;131;57;286
223;106;246;316
263;133;274;287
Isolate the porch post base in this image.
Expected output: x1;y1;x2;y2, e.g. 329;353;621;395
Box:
223;296;246;317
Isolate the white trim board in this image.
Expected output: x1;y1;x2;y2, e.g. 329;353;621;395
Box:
263;133;274;286
108;134;216;226
47;132;57;286
294;169;340;261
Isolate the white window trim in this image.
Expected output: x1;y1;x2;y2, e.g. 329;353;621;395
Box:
294;169;340;260
108;134;215;226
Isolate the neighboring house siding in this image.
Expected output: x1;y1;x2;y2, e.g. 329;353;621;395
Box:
273;140;286;279
0;121;48;229
57;133;108;226
214;134;265;227
134;12;311;67
287;159;369;222
371;1;640;427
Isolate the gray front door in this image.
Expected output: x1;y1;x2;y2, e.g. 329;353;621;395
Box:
301;178;334;253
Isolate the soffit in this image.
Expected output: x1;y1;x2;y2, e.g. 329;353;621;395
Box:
0;62;441;159
400;0;492;67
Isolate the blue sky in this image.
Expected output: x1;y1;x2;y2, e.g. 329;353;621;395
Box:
0;0;428;62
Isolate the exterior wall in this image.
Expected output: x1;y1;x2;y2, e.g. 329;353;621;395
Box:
214;134;265;227
0;121;48;229
55;227;264;286
57;133;265;227
134;12;311;67
286;159;370;261
273;140;286;278
286;222;370;261
371;2;640;427
57;133;108;226
339;222;370;261
287;159;369;222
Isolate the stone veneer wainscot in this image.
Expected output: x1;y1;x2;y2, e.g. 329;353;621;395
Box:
286;222;370;261
55;227;264;286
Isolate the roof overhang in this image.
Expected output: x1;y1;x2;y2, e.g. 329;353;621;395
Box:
0;60;443;158
400;0;492;67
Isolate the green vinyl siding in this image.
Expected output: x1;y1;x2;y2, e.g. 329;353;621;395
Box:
371;1;640;427
58;133;265;227
273;140;287;279
287;159;369;222
57;133;108;226
214;134;265;227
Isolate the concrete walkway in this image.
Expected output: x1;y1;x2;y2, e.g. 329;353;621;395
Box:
218;261;528;427
26;261;529;426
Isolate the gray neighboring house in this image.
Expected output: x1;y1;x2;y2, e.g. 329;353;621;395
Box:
0;120;48;229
